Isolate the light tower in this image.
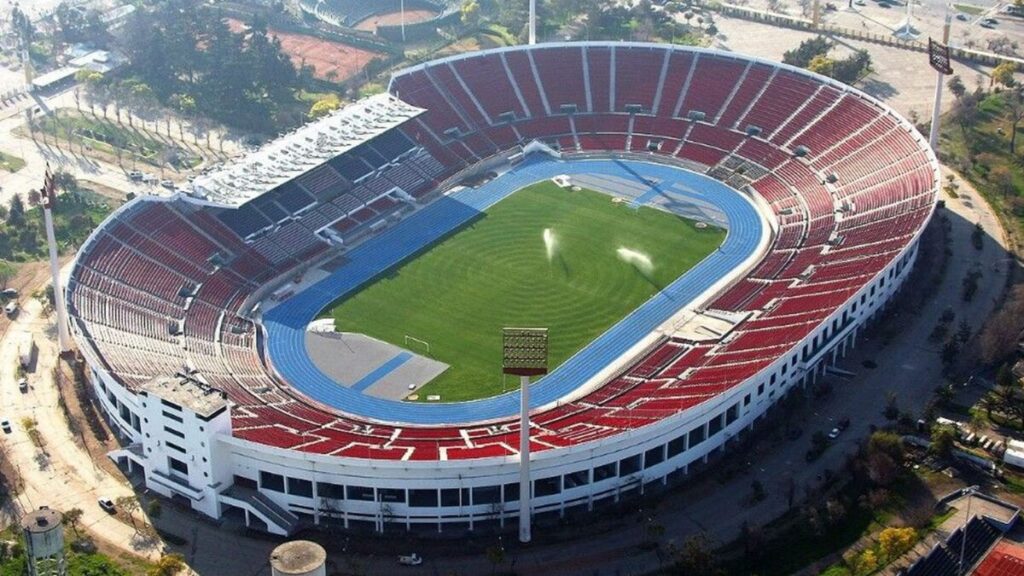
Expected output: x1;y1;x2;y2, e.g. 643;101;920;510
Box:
41;167;72;353
928;13;954;151
502;327;548;544
529;0;537;45
22;508;66;576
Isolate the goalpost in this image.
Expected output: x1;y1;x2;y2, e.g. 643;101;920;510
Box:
404;335;430;355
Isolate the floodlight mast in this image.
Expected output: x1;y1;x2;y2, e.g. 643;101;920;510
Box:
502;327;548;544
929;11;953;151
518;371;531;542
529;0;537;45
42;167;71;353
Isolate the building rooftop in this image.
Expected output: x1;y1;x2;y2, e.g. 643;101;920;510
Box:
190;92;424;208
270;540;326;574
140;374;228;418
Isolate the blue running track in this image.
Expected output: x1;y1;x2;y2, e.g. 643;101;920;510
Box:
262;157;763;425
350;352;413;392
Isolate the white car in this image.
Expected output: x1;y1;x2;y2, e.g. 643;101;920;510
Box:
828;427;841;440
398;553;423;566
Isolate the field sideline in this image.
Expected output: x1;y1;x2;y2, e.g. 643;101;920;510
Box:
324;181;725;402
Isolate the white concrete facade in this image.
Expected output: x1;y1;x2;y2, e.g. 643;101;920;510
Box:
88;234;921;535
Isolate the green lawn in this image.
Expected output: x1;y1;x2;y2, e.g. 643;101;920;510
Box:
0;151;25;173
324;182;725;401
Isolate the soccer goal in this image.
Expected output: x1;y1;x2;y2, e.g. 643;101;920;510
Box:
404;335;430;355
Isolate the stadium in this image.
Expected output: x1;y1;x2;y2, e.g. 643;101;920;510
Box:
67;42;939;536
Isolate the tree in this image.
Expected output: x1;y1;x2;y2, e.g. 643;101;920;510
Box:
0;260;16;289
148;553;186;576
950;91;980;138
461;0;481;27
147;498;162;519
948;75;967;100
115;495;140;528
485;544;505;575
671;533;717;574
852;548;879;576
883;392;899;421
990;165;1016;197
808;54;835;77
1005;89;1024;153
52;170;78;192
782;36;834;68
878;526;916;562
750;479;765;502
308;95;341;120
64;507;84;535
8;195;25;228
992;61;1017;87
930;424;956;458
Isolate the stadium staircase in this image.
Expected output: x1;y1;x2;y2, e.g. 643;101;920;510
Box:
221;485;301;536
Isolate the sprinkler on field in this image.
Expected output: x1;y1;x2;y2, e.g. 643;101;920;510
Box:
543;228;558;263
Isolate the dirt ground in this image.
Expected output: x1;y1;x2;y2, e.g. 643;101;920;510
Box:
353;9;438;32
227;19;385;83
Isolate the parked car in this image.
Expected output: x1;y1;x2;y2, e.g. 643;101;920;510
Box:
1;288;17;299
398;553;423;566
828;427;842;440
127;170;143;181
1;420;11;434
160;179;175;189
17;378;27;393
956;13;968;20
98;498;116;513
4;300;18;316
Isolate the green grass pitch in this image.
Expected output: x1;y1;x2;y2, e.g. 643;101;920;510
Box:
325;181;726;402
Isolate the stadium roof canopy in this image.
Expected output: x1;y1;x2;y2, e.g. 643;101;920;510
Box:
190;93;424;208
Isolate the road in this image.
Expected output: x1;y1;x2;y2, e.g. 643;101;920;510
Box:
0;293;161;563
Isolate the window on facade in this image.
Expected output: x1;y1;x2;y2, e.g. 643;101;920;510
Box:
163;426;184;439
563;470;589;489
409;489;438;507
619;454;641;476
260;471;285;493
287;477;313;498
503;483;519;502
162;410;183;423
726;403;740;425
378;488;405;503
668;434;686;457
708;414;724;437
593;462;616;482
346;485;375;501
316;482;345;500
472;485;500;505
440;488;466;507
534;476;561;497
644;446;665;469
165;441;186;454
688;426;706;447
168;456;188;476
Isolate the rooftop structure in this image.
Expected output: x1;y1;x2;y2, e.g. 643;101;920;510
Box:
139;375;228;419
191;93;424;207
